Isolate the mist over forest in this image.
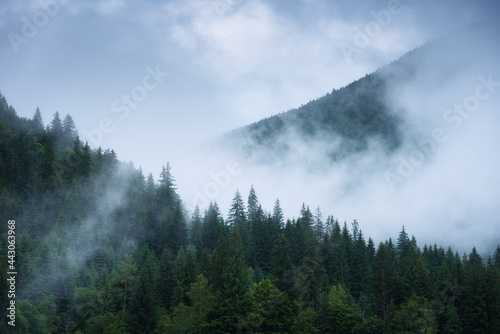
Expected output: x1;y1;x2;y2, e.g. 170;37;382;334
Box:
0;4;499;334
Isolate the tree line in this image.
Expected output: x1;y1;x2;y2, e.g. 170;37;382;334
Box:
0;94;499;333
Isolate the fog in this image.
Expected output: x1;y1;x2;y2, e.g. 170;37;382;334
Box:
175;20;500;255
2;0;499;258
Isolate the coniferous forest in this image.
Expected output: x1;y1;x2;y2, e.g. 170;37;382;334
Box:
1;93;500;334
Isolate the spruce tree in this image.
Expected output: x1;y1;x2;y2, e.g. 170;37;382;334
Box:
190;205;203;251
32;107;44;130
202;202;225;251
129;246;159;333
62;114;77;148
272;233;295;298
49;111;63;139
247;185;259;222
157;248;175;310
272;198;285;229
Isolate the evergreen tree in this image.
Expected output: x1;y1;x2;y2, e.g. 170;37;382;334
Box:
351;229;369;300
157;162;179;207
129;245;159;333
204;229;250;333
62;114;77;148
227;189;247;227
49;111;64;139
173;246;197;306
397;225;411;260
32;107;44;130
371;242;398;320
243;279;295;333
228;190;253;264
494;245;500;272
296;246;325;310
202;202;225;251
272;233;295;298
462;247;489;333
398;244;432;303
190;205;203;251
38;139;56;191
434;261;463;334
107;254;137;313
168;201;188;255
314;206;324;241
247;185;259;222
272;198;285;229
157;248;175;310
187;274;213;331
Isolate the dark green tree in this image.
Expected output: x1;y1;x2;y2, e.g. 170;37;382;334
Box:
371;241;398;320
201;202;225;251
190;205;203;251
247;185;259;223
129;246;159;333
204;229;250;333
272;198;285;229
272;233;295;298
32;107;44;130
157;248;175;310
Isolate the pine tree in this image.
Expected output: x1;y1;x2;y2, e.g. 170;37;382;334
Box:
228;190;253;264
296;246;325;309
247;185;259;222
157;162;179;207
227;189;247;228
38;139;56;191
371;242;398;320
251;205;271;272
202;202;226;251
190;205;203;251
493;245;500;272
272;233;294;298
32;107;44;130
204;229;250;333
398;243;432;303
81;141;92;177
157;248;175;310
462;247;489;333
434;261;463;334
49;111;63;139
314;206;324;241
108;254;137;313
173;247;197;306
351;229;369;300
397;225;411;260
272;198;285;229
129;246;159;333
187;274;213;330
62;114;77;148
168;202;188;255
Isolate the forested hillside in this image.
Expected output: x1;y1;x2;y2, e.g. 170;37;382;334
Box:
0;93;499;333
225;20;495;164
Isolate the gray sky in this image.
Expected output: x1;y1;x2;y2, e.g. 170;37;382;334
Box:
1;0;499;251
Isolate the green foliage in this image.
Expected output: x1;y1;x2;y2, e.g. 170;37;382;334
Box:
0;97;498;333
241;279;295;333
388;295;438;334
272;233;295;298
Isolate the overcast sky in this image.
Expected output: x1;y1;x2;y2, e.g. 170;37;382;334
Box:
1;0;499;251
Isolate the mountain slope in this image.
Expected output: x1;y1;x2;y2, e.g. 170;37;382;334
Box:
224;20;497;163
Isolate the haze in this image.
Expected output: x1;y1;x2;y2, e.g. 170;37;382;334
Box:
1;0;499;253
